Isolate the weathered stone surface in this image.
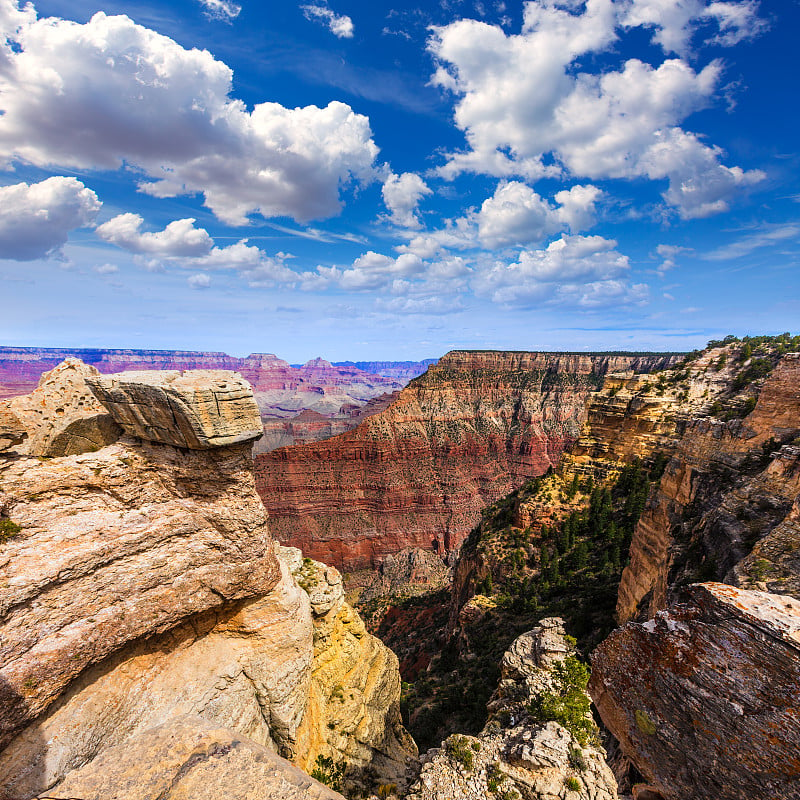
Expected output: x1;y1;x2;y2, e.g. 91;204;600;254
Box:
256;351;677;570
590;582;800;800
281;548;419;791
5;358;121;457
406;620;617;800
40;715;345;800
359;547;451;605
0;404;26;450
0;437;281;756
86;369;263;449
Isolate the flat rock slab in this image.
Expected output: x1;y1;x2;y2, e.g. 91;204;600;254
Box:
87;370;263;449
41;715;345;800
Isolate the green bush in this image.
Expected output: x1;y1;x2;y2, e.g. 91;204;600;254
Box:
565;776;582;792
0;519;21;546
446;735;479;771
310;754;346;791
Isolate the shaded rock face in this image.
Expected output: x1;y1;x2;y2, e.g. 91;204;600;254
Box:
255;350;677;571
590;583;800;800
617;354;800;624
406;618;617;800
0;405;26;451
2;358;122;457
41;715;345;800
358;547;451;605
0;370;416;798
87;370;263;449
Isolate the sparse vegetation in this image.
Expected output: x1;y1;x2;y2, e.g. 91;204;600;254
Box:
445;735;479;771
565;776;582;792
310;754;346;791
0;519;22;546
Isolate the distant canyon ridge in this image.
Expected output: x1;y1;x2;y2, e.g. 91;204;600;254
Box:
0;347;437;453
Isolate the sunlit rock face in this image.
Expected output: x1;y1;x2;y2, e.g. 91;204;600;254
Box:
590;583;800;800
255;350;677;571
0;367;415;799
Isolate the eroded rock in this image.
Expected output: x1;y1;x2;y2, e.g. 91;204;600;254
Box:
590;582;800;800
87;369;263;449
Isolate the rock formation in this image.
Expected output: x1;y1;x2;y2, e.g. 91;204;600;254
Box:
590;583;800;800
1;358;122;457
86;369;263;449
255;350;677;571
39;716;345;800
406;619;617;800
0;364;415;799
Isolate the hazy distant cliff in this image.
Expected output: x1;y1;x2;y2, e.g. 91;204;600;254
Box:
255;350;677;571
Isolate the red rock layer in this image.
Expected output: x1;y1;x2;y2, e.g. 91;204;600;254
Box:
0;347;400;399
255;350;677;571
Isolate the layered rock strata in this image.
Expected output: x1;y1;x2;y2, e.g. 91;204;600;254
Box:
590;583;800;800
0;369;415;798
406;619;617;800
617;353;800;623
255;351;677;571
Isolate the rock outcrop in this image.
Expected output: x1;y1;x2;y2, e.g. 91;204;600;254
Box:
0;367;415;798
255;351;677;571
406;619;617;800
1;358;122;457
0;405;26;451
86;370;263;449
590;583;800;800
40;715;345;800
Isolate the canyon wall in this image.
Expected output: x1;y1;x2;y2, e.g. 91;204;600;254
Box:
0;364;415;799
255;350;678;571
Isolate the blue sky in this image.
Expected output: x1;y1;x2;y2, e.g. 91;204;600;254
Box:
0;0;797;361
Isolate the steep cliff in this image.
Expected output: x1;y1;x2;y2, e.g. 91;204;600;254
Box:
0;363;415;799
255;350;677;571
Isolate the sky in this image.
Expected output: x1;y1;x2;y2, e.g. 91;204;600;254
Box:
0;0;798;361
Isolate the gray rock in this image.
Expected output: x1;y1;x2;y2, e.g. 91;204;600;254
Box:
87;370;263;449
0;403;26;451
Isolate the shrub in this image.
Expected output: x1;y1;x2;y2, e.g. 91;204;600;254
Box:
310;754;346;791
565;776;582;792
568;746;587;771
0;519;21;546
446;735;478;771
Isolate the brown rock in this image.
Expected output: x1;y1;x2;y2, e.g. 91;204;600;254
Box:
87;369;263;449
0;404;26;450
590;583;800;800
40;715;345;800
255;350;677;571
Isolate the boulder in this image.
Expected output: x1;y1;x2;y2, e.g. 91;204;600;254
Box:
41;715;345;800
0;404;26;451
87;370;263;449
590;582;800;800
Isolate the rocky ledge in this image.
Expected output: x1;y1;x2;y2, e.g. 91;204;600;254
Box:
590;582;800;800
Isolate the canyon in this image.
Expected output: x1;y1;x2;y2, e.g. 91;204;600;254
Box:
255;350;678;571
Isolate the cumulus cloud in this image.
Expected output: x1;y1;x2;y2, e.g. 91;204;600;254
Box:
301;251;426;291
397;181;601;255
0;6;377;224
188;273;211;289
622;0;767;54
0;176;101;260
473;234;648;307
656;243;691;274
428;1;765;217
301;4;354;38
382;172;432;229
197;0;241;22
96;214;214;257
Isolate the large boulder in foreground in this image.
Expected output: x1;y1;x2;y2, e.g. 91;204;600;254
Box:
87;370;262;449
590;583;800;800
41;715;345;800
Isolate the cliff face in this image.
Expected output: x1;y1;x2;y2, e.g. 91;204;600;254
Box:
255;350;676;571
590;583;800;800
0;363;415;799
617;352;800;623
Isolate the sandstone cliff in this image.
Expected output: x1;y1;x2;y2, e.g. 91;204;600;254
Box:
255;350;676;571
590;583;800;800
0;363;415;799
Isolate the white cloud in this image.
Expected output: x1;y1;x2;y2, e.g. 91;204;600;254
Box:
704;224;800;261
428;2;765;217
656;243;691;275
95;263;119;274
96;214;214;257
0;7;377;224
622;0;767;54
197;0;241;22
188;273;211;289
301;4;354;38
301;251;426;291
0;176;101;260
473;234;648;307
382;172;432;229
